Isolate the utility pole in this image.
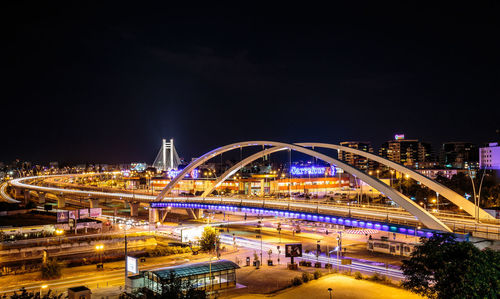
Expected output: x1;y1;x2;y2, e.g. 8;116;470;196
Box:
336;232;342;272
124;225;128;290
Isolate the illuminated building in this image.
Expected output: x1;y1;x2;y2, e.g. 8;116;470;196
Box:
379;135;433;169
339;141;374;171
480;142;500;170
440;142;478;169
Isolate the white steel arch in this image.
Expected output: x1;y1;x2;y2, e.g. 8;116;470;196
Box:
296;142;493;220
201;147;287;197
156;141;452;232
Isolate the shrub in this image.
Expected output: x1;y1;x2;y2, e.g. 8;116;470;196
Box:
291;276;303;286
313;270;322;280
41;258;62;279
302;272;313;283
380;275;391;283
369;272;382;281
354;271;363;280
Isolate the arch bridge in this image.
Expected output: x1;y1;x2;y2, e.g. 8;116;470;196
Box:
156;141;494;233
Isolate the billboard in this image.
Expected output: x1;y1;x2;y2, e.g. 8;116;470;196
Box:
79;209;89;219
285;243;302;258
127;256;138;274
57;211;69;223
179;226;204;243
90;208;102;218
68;210;78;220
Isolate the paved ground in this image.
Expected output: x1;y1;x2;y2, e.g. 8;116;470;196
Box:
230;274;423;299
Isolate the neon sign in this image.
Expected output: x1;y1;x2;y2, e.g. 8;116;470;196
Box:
290;166;338;176
395;134;405;140
167;169;199;179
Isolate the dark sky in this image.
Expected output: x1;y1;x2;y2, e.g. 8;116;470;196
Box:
3;2;499;165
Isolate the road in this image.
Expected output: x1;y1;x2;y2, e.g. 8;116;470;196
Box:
0;182;19;203
9;175;500;239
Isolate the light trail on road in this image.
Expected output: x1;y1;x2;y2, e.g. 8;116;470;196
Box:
219;234;406;279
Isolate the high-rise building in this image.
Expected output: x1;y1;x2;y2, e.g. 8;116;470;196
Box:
479;142;500;170
339;141;374;171
440;142;478;169
379;134;434;168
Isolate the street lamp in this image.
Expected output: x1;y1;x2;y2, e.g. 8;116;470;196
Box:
336;232;342;272
55;229;64;245
95;244;104;269
40;284;48;297
467;167;486;223
328;287;333;299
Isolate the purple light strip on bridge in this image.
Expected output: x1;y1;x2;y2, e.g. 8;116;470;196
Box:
149;201;436;238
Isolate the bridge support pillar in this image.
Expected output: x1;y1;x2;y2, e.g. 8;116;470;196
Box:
14;188;23;199
186;208;203;220
23;190;30;204
90;198;99;209
130;202;140;217
38;192;46;204
57;196;65;209
260;179;265;196
149;208;160;223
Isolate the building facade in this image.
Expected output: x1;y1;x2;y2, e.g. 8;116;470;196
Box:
339;141;375;171
440;142;478;169
379;135;433;169
479;142;500;170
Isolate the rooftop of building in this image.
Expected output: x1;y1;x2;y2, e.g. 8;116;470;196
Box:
149;259;239;280
68;286;91;292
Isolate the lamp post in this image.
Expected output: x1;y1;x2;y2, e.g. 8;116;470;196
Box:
336;232;342;272
467;167;486;223
95;244;104;269
55;229;64;245
40;284;48;297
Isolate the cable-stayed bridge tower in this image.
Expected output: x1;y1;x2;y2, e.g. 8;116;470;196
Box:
153;138;181;171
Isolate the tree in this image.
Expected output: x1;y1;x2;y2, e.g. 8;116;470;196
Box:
199;226;219;252
9;287;63;298
40;258;62;279
401;234;500;299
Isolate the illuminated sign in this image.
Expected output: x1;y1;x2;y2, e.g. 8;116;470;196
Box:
167;169;199;179
395;134;405;140
68;210;78;220
131;163;146;172
290;166;339;176
57;211;69;223
127;256;138;274
90;208;102;218
178;226;204;243
285;243;302;257
79;209;89;219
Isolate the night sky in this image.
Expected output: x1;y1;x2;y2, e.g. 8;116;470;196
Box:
3;2;499;165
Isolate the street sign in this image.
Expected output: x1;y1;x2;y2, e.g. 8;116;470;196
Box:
285;244;302;257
